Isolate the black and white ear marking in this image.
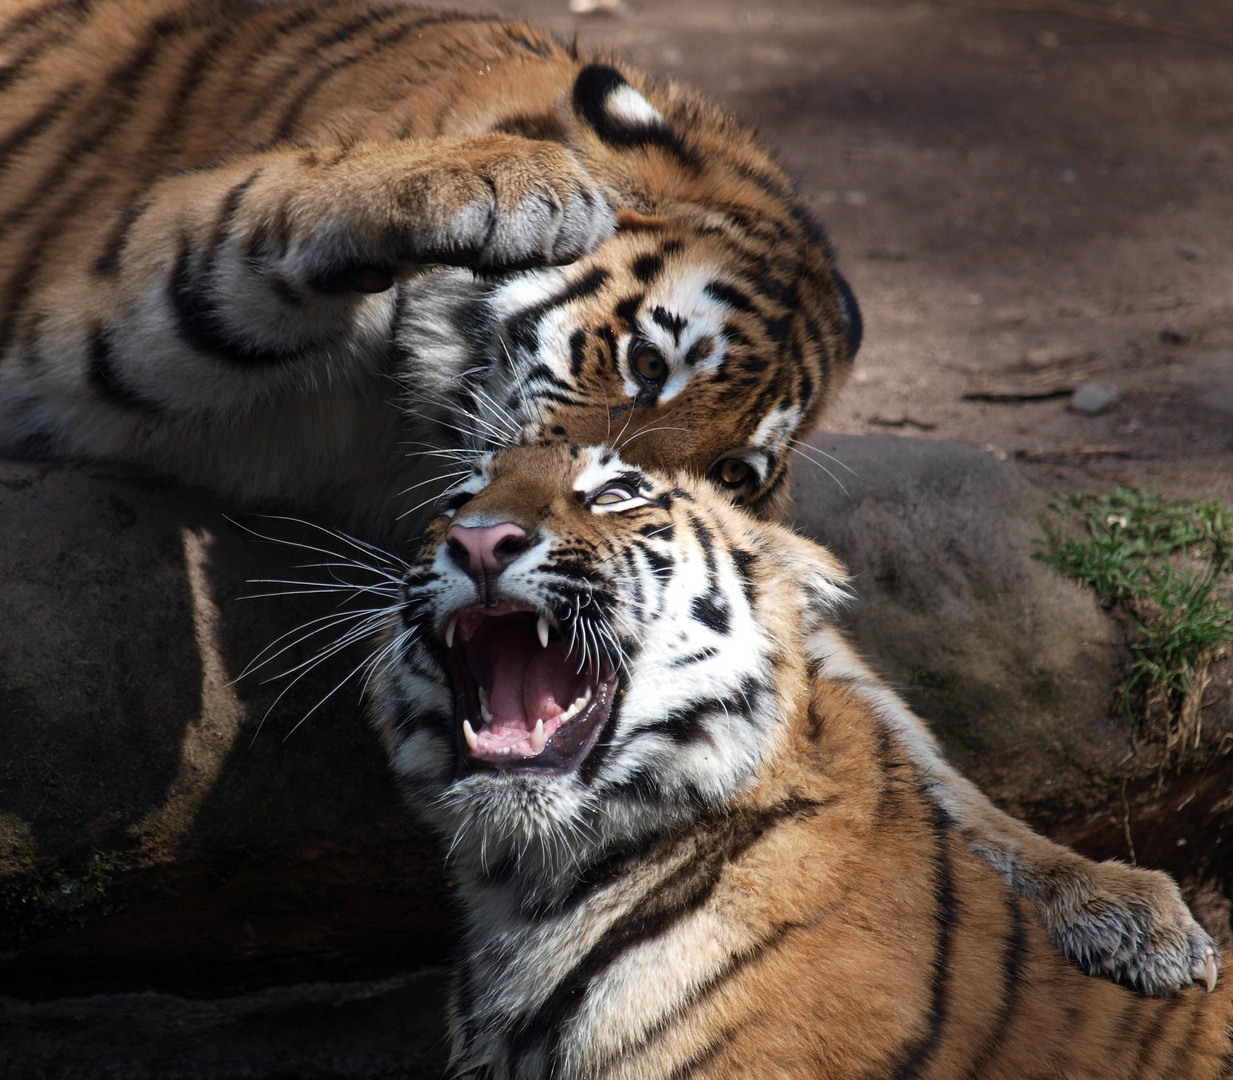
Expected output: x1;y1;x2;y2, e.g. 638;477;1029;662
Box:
833;269;863;360
573;64;692;160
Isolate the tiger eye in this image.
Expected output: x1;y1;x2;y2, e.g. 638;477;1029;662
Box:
629;339;667;384
717;459;751;486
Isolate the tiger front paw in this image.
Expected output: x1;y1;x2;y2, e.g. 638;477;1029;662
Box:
1042;859;1221;996
393;139;616;270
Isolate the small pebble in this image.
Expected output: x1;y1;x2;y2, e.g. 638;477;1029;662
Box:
1069;382;1118;415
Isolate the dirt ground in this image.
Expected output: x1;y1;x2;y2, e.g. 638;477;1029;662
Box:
448;0;1233;504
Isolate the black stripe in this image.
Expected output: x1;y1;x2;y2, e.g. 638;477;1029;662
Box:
568;329;587;378
504;267;610;353
670;647;718;668
614;293;643;330
0;84;78;176
955;893;1029;1080
94;201;148;276
665;1026;740;1080
705;280;757;314
269;13;438;142
169;233;301;367
0;0;93;94
689;591;730;635
86;328;161;413
1;11;201;328
512;797;827;1061
1127;994;1186;1080
684;335;714;367
227;7;329;130
745;468;788;519
730;548;756;602
651;305;687;344
0;180;93;352
888;802;959;1080
834;267;863;359
502;27;555;59
141;23;238;164
651;922;798;1075
632;252;663;284
596;324;618;372
572;64;697;166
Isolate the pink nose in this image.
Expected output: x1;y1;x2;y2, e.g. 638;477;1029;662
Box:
445;522;528;581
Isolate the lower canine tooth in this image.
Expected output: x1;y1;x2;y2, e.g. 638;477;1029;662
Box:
462;719;478;751
531;718;546;753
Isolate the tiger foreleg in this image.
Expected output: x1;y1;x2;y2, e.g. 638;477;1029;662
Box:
4;133;615;447
813;627;1220;997
949;773;1220;997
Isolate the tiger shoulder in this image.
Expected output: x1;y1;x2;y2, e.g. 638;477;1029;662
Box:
370;442;1233;1080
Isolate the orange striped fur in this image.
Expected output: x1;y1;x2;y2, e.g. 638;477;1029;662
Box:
372;443;1232;1078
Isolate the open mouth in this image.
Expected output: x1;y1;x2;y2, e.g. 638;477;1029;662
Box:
444;604;618;773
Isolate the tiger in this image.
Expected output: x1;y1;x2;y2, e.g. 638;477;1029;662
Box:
370;441;1232;1080
0;0;1217;995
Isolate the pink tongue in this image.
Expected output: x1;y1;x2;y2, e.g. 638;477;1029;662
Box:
523;642;578;723
486;631;579;734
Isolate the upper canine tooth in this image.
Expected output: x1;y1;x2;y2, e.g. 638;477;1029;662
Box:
537;615;550;649
444;617;457;649
462;719;478;751
531;718;546;753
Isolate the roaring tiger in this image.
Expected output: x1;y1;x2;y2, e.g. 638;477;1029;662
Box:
0;0;1216;995
371;442;1231;1079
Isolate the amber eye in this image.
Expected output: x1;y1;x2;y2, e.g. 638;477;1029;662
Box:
715;459;752;487
593;486;634;506
629;338;667;385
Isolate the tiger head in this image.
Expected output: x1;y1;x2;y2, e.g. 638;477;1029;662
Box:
370;441;849;896
398;64;861;523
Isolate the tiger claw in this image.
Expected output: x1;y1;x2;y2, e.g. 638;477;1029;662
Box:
1196;948;1219;993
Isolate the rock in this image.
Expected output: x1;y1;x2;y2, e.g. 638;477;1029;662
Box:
0;970;449;1080
792;434;1128;812
1068;381;1118;414
0;460;450;1002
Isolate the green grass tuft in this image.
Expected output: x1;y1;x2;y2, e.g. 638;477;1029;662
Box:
1035;487;1233;766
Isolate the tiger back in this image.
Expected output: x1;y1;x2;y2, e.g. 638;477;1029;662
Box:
371;442;1232;1080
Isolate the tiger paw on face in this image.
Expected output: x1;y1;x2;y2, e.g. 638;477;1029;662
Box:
389;137;618;270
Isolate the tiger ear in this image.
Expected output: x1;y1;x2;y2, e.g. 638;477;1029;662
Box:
772;528;852;632
573;64;688;157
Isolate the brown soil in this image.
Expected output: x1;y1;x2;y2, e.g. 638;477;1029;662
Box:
463;0;1233;505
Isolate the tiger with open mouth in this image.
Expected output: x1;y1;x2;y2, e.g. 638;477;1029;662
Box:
370;442;1230;1079
0;0;1216;996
